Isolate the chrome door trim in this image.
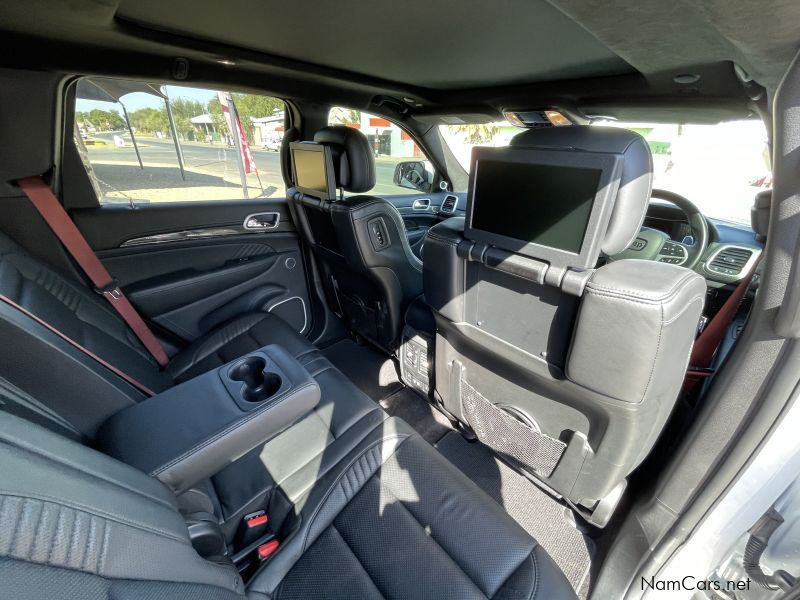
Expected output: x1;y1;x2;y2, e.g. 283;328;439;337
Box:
120;227;248;247
412;198;431;211
266;296;308;334
244;212;281;230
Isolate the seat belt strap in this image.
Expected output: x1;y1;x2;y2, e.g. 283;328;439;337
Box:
683;251;764;392
0;294;155;397
16;176;169;367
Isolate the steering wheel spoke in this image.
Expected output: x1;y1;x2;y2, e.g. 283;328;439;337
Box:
657;240;689;265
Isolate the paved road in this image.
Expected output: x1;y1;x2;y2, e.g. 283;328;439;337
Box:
86;133;409;201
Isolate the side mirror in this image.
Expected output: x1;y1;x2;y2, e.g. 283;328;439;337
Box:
393;160;434;193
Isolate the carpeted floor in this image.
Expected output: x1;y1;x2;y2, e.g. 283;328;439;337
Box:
320;338;403;400
436;431;594;598
322;337;593;596
320;338;451;444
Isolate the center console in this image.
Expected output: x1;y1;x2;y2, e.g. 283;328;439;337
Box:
96;344;320;495
95;343;320;570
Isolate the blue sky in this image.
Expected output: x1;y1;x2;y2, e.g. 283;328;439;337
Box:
76;85;218;114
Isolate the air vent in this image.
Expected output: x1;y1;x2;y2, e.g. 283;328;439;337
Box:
440;195;457;214
707;246;754;277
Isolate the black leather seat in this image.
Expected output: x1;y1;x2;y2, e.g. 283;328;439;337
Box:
424;126;707;526
288;125;423;353
0;409;577;600
0;229;385;533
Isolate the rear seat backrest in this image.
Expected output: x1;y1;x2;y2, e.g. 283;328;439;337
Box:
0;233;172;434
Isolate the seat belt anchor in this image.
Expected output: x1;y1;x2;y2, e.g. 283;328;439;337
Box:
95;279;122;301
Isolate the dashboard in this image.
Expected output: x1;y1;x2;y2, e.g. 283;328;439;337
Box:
643;202;763;286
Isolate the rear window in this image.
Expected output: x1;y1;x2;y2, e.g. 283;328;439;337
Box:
73;78;286;204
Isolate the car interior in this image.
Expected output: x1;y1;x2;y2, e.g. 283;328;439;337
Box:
2;1;800;599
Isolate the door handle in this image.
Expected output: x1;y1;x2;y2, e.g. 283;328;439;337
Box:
243;212;280;230
412;198;431;211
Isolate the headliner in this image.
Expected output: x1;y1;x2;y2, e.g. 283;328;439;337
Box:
116;0;635;90
0;0;798;121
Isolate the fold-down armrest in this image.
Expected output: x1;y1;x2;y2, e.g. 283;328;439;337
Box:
95;344;320;493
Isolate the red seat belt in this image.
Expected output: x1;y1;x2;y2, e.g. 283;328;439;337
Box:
16;176;169;368
0;293;155;397
683;252;764;393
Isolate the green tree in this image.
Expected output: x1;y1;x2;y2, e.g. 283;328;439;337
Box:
168;97;205;138
129;107;168;135
329;107;361;127
207;93;283;142
449;123;499;144
84;108;125;131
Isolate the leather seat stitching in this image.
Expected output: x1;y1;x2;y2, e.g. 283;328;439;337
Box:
301;433;412;551
376;480;489;598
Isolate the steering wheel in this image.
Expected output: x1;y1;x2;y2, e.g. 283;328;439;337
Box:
611;189;709;270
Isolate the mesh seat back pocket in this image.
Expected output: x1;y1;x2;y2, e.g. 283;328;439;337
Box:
461;379;566;478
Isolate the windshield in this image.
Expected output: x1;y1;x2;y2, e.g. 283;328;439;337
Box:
439;119;770;225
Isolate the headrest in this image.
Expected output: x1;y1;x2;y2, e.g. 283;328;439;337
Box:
510;126;653;255
280;127;301;187
751;189;770;242
314;125;376;193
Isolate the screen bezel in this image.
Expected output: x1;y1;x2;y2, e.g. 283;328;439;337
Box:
289;142;337;201
464;146;623;270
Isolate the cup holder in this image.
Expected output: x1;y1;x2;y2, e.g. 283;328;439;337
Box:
229;356;282;403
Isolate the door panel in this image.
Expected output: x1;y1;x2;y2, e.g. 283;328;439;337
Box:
382;191;464;258
71;200;312;342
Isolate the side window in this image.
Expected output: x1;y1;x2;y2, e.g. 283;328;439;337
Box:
73;78;286;204
327;107;436;195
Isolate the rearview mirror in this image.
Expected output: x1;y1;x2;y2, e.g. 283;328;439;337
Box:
393;160;434;193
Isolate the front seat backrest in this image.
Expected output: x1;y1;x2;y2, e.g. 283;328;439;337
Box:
423;126;706;526
308;125;422;352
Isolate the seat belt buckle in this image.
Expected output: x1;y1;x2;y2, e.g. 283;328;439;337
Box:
244;510;268;529
94;278;122;301
257;539;279;561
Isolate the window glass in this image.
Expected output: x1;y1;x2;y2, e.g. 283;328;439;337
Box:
592;120;770;225
438;119;770;225
73;78;286;204
328;107;434;194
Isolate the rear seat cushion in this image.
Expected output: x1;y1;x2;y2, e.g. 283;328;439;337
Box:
166;311;389;529
248;417;576;600
167;313;318;384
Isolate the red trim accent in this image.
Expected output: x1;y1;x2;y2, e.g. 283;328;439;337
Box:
0;293;155;397
683;252;764;393
368;117;391;128
246;513;269;528
257;539;279;559
17;177;169;367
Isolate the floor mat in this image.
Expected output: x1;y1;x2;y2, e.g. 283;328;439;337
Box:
435;431;594;597
321;339;452;444
379;388;452;445
321;339;403;401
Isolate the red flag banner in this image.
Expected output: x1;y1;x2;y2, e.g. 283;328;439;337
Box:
218;92;259;174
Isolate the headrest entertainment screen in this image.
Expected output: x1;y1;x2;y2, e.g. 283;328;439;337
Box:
290;142;336;200
464;146;623;269
471;161;599;253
